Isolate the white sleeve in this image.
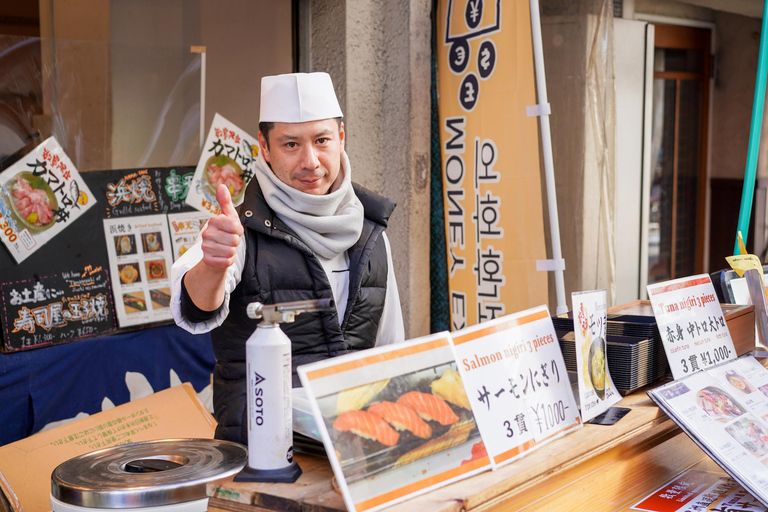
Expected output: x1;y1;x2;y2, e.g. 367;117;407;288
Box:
374;232;405;346
170;221;246;334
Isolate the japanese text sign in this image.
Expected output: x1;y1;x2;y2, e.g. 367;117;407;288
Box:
0;137;96;263
167;211;210;261
571;289;620;422
450;305;581;468
0;268;116;351
632;469;757;512
647;274;737;380
298;333;491;512
186;113;257;216
103;215;173;328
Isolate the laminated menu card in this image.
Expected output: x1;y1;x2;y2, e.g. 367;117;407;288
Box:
571;289;621;422
0;137;96;263
631;468;766;511
648;356;768;508
186;113;257;216
299;332;491;512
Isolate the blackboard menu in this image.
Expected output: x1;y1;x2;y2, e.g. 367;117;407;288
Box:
0;166;198;352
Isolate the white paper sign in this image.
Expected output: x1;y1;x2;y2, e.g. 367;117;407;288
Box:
298;333;491;512
166;211;210;261
0;137;96;263
186;113;257;216
647;274;737;380
571;289;621;422
103;215;173;327
449;305;582;468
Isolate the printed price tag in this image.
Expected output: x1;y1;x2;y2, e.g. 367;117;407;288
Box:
647;274;737;380
571;289;621;421
450;305;581;468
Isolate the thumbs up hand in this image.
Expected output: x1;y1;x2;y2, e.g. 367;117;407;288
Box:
200;184;244;269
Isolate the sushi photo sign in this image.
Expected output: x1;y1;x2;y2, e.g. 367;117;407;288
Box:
298;333;492;512
186;113;257;216
0;137;96;263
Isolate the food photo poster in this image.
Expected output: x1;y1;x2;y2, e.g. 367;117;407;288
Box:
571;289;621;422
186;113;257;216
167;211;210;261
102;215;173;327
0;137;96;263
299;332;492;512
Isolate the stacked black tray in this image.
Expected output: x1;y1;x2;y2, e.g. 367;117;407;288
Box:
553;312;670;395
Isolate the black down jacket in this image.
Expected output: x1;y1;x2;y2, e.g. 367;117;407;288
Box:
209;180;396;444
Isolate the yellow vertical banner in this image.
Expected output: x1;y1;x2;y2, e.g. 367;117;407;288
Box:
438;0;548;330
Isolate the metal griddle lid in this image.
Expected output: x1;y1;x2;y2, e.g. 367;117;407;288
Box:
51;439;247;509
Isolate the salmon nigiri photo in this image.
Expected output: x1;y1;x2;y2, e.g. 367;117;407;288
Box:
396;391;459;426
333;409;400;447
367;401;433;439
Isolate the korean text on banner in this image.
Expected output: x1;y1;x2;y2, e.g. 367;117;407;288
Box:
437;0;549;330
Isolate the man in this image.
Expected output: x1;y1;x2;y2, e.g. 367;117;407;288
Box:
170;72;404;444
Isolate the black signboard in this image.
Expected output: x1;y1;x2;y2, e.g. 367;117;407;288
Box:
0;166;197;352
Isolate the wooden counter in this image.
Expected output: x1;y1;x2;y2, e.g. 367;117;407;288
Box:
207;306;755;511
207;390;710;512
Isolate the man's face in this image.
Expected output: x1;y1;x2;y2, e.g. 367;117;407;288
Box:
258;119;344;195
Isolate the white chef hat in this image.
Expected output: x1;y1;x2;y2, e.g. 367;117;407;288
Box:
259;72;343;123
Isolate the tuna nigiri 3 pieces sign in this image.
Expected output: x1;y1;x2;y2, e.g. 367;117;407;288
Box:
0;137;96;263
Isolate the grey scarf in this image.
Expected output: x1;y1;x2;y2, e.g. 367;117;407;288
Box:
254;151;364;258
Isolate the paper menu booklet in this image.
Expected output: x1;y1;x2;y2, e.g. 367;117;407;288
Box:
648;356;768;508
0;137;96;263
103;215;173;328
298;332;491;512
186;113;257;216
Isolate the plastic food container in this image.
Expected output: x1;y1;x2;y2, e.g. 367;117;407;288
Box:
292;387;321;441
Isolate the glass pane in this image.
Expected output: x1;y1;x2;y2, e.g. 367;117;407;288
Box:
648;78;702;285
649;78;676;284
674;79;702;277
0;35;202;173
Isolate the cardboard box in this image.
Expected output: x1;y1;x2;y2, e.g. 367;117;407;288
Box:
0;383;216;512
